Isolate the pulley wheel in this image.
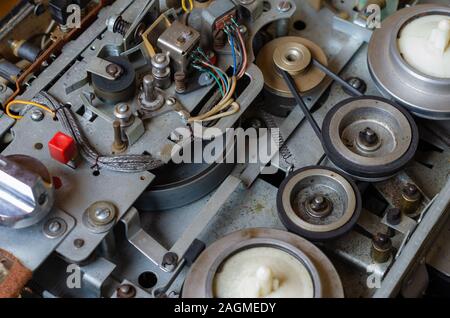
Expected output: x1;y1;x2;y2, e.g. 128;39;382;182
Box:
322;96;419;181
256;36;327;117
277;166;361;241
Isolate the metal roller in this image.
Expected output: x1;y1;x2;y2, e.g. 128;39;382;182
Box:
277;166;362;241
256;36;327;117
321;96;419;181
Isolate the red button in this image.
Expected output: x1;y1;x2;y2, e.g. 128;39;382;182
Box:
48;132;77;164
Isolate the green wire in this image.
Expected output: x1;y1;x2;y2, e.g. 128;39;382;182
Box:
194;65;224;97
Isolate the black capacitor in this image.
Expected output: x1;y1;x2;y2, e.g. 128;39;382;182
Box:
8;40;41;62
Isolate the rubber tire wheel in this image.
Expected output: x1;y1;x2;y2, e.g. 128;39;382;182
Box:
276;166;362;242
321;96;419;180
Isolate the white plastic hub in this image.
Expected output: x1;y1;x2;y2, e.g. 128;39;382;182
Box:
213;247;314;298
398;15;450;78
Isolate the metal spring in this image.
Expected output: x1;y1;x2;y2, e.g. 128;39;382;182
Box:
261;110;294;169
113;16;131;36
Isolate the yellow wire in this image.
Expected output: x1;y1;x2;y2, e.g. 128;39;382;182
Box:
5;100;55;120
181;0;194;13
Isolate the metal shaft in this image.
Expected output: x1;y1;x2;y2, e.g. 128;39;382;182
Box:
143;74;157;102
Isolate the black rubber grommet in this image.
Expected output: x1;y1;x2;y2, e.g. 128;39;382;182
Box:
91;56;136;104
276;166;362;242
321;96;419;180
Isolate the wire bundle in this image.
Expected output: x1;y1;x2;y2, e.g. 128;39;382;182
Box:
39;92;164;173
188;19;248;123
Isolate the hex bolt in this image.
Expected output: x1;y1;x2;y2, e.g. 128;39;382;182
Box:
117;284;136;298
31;109;44;122
401;183;422;216
112;120;127;153
371;233;392;263
386;207;401;225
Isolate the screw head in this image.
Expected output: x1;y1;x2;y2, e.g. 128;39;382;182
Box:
403;183;419;197
94;208;111;221
48;221;61;233
166;97;177;106
43;218;67;239
117;284;136;298
31;109;44;121
106;63;123;79
373;233;392;250
163;252;178;271
277;1;292;12
73;238;85;249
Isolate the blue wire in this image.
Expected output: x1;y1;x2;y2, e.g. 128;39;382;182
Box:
229;34;237;76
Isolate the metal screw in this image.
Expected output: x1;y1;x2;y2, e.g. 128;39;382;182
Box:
166;97;177;106
43;218;67;239
373;233;391;250
31;109;44;121
118;104;129;113
403;183;419;197
345;77;367;95
117;284;136;298
74;239;85;249
163;252;178;271
106;63;123;79
94;207;111;221
48;221;61;233
155;54;167;64
277;1;292;12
